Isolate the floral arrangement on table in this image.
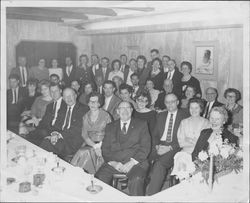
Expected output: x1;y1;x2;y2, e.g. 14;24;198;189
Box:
193;138;243;184
172;138;243;187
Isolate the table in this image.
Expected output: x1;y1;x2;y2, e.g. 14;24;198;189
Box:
1;132;130;202
1;132;249;202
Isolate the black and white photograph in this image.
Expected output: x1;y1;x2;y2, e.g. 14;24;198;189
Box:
0;1;249;202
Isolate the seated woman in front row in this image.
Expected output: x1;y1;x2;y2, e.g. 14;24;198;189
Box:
171;98;209;178
71;92;111;174
192;106;238;161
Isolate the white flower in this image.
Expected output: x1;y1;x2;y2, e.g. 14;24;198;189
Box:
208;143;220;156
237;149;243;158
220;147;229;159
198;150;209;161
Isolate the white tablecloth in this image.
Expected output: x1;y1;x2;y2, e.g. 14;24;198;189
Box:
1;132;130;202
1;132;248;202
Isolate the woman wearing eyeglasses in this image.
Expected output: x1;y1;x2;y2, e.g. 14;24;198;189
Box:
133;91;157;138
223;88;243;131
71;92;111;174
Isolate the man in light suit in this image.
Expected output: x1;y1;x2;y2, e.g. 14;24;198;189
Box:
96;101;151;196
40;87;89;159
91;54;100;76
10;56;30;87
146;93;189;195
102;80;122;120
95;57;111;84
62;57;76;87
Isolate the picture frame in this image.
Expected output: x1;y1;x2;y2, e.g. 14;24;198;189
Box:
193;41;219;80
127;45;140;60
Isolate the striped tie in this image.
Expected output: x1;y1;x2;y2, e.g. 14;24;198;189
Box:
166;114;174;142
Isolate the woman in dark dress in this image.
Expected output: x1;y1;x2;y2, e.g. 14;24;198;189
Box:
180;61;202;98
133;90;157;137
192;106;238;161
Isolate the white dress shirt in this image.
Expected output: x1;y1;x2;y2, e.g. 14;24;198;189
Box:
167;69;175;80
92;64;99;75
51;97;63;126
62;103;75;130
160;110;178;141
103;95;113;111
120;119;131;133
19;66;27;86
66;65;73;76
12;87;19;104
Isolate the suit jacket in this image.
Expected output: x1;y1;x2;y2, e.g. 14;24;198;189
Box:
138;67;151;86
75;66;95;87
202;99;224;118
104;94;122;120
101;118;151;169
50;102;89;155
151;109;189;154
62;65;77;87
132;85;144;100
192;128;238;161
7;87;28;120
148;70;165;91
38;99;67;130
95;66;111;84
164;68;183;99
10;66;30;87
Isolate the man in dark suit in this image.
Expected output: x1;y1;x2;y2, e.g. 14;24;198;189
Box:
62;57;76;87
10;56;29;87
96;101;151;196
40;87;89;159
130;73;144;100
137;55;151;86
120;54;130;83
202;87;224;118
146;93;189;195
102;80;122;120
154;78;174;111
165;59;183;99
95;57;111;84
7;74;28;133
26;83;66;146
147;49;160;70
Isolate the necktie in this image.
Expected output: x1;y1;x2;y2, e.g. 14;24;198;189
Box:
52;101;57;115
204;102;210;118
167;71;171;79
63;106;71;130
21;67;25;86
67;67;71;76
122;122;127;134
166;114;174;142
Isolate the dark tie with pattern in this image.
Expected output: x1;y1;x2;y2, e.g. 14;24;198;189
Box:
21;67;25;86
166;114;174;142
63;106;71;130
52;101;57;115
122;122;127;134
204;102;210;118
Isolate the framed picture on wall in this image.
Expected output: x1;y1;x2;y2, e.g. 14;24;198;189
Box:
193;41;219;80
127;46;140;60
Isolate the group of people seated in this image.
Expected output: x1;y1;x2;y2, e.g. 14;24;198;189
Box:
7;49;243;196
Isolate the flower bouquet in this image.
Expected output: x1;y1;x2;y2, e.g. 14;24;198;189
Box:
193;138;243;188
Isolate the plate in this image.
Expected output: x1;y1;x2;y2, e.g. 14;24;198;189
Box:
86;185;103;194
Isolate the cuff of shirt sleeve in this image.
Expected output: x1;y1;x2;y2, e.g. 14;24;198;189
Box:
130;158;139;165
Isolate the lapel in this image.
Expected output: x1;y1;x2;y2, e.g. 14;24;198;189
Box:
173;109;181;134
126;118;135;136
107;95;115;112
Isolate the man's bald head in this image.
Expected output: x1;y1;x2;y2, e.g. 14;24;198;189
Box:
63;87;77;106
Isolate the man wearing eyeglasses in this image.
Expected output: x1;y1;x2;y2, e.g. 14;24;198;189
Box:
96;101;151;196
202;87;223;119
146;93;189;195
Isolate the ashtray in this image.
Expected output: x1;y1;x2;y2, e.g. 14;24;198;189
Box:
86;185;103;194
51;166;66;173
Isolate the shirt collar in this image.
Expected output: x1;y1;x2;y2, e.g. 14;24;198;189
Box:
120;118;131;127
